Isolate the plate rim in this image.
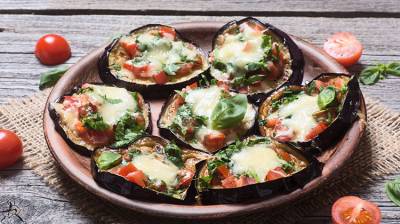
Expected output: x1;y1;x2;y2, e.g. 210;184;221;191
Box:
43;21;366;219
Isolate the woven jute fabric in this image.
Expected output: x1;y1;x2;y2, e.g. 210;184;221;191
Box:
0;90;399;224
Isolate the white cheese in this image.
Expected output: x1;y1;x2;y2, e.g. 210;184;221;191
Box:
87;84;137;125
185;86;222;122
270;93;320;141
230;143;282;181
132;154;179;186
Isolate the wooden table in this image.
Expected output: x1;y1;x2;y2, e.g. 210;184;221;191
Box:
0;1;399;223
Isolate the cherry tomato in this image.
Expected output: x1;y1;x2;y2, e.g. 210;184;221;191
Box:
126;170;146;187
216;165;231;179
121;42;139;58
265;167;286;181
323;32;363;67
203;132;226;152
332;196;381;224
123;62;151;78
153;71;169;84
35;34;71;65
117;163;137;177
159;27;176;40
0;129;23;169
305;122;328;141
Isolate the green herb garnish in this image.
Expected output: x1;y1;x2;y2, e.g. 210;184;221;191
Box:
100;95;122;104
39;65;69;90
82;113;109;131
385;178;400;207
359;62;400;85
271;89;301;110
164;143;184;167
211;94;247;130
317;86;337;109
112;113;144;147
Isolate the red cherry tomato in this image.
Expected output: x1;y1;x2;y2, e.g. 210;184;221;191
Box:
153;71;169;84
35;34;71;65
323;32;363;67
0;129;23;169
116;163;137;177
265;167;286;181
216;165;231;179
121;41;139;58
332;196;381;224
159;27;176;40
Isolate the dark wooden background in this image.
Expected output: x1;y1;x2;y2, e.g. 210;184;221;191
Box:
0;1;399;223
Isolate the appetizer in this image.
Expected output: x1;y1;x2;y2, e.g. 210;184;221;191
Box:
158;83;257;153
98;24;209;98
92;136;209;202
49;83;151;155
258;73;361;152
197;136;321;204
209;17;304;103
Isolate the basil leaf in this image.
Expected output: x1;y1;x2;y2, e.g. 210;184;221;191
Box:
39;65;69;90
360;66;381;85
164;143;184;167
96;151;122;170
318;86;337;109
213;61;227;72
262;35;272;48
385;178;400;207
245;62;263;72
112;113;144;148
211;94;247;130
163;63;181;76
82;113;109;131
271;90;300;110
387;62;400;76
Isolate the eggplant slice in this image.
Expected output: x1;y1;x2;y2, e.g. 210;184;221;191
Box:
49;83;152;156
158;84;257;153
98;24;209;98
91;135;210;203
258;73;361;154
197;136;321;204
208;17;304;104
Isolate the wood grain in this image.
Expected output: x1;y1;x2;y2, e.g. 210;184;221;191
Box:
0;0;399;15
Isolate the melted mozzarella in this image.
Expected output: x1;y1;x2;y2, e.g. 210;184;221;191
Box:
185;86;222;121
214;24;264;71
230;143;282;181
132;154;179;186
270;93;320;141
87;85;137;125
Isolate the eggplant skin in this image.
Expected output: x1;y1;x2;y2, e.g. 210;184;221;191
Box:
197;144;322;204
98;24;209;99
209;17;304;105
258;73;361;155
157;89;258;153
48;83;153;157
91;135;206;203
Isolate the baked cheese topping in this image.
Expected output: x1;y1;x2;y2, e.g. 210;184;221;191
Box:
269;93;320;142
230;143;283;181
132;153;179;186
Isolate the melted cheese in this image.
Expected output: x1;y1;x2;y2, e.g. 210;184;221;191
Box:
185;86;222;121
270;93;320;141
214;24;264;71
132;154;179;186
230;143;282;181
87;84;137;125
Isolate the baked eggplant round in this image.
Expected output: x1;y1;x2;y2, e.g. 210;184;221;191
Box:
98;24;209;98
49;83;152;156
196;136;321;204
208;17;304;104
91;135;209;203
258;73;361;154
158;83;257;153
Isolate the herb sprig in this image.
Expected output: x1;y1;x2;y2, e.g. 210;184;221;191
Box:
359;62;400;85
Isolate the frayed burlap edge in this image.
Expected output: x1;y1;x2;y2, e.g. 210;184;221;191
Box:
0;91;399;224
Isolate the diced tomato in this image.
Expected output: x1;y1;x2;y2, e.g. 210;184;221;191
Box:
153;71;168;84
266;118;280;128
332;196;381;224
203;132;226;152
63;95;80;108
323;32;363;67
217;80;230;91
123;62;151;78
315;80;327;90
176;63;193;76
305;122;328;141
177;169;195;188
135;114;145;127
274;124;294;142
266;61;282;80
75;121;113;147
216;165;231;179
159;27;176;40
77;103;97;118
187;82;198;90
117;163;138;177
221;175;237;189
236;176;257;187
274;147;291;162
121;41;139;58
126;170;146;187
265;167;286;181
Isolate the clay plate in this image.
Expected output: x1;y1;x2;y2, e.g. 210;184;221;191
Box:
43;22;366;219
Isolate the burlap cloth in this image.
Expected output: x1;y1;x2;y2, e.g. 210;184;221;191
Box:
0;90;399;223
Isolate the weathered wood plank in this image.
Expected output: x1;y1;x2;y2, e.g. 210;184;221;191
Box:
0;0;398;15
0;15;399;110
